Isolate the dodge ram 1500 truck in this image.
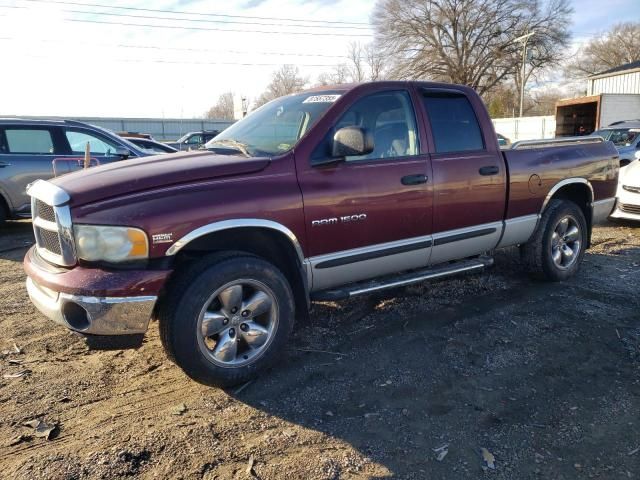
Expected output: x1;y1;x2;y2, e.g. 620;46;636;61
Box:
24;81;619;387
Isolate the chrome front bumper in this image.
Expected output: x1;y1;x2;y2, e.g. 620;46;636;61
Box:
26;277;157;336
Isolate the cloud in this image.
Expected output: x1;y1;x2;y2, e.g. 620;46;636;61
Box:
242;0;269;7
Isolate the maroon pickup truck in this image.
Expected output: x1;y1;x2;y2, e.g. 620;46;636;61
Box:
24;81;619;386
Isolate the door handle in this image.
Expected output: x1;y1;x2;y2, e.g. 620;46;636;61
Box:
401;174;428;185
479;165;499;176
0;162;11;168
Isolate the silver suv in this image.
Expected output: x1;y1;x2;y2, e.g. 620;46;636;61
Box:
0;119;147;224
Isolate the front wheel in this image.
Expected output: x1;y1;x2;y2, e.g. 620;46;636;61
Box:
158;254;295;387
521;199;588;281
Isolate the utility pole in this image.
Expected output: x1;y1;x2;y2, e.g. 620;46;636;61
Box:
514;31;535;117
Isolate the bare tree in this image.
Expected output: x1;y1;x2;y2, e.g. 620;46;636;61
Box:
347;42;366;82
317;64;351;86
204;92;235;120
365;43;386;81
567;22;640;77
254;65;308;108
316;42;388;86
372;0;572;95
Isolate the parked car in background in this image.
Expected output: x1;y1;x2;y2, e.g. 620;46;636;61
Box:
0;119;149;224
610;150;640;222
123;136;178;154
23;81;618;387
166;131;220;151
116;131;153;140
592;120;640;169
497;133;511;147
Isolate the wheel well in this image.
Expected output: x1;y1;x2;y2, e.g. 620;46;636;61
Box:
173;227;309;318
0;193;9;221
546;183;593;245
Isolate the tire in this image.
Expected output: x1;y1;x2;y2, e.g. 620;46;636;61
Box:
521;199;588;281
0;200;7;227
157;253;295;387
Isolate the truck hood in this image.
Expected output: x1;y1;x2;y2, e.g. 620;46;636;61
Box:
51;151;270;207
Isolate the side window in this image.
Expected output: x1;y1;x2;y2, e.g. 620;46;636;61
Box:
313;90;420;162
4;128;54;154
65;130;119;155
186;134;202;145
422;91;484;153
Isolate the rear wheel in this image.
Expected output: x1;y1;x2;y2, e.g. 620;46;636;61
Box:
158;254;295;387
521;199;587;281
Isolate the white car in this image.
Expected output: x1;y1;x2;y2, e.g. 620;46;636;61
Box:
610;151;640;221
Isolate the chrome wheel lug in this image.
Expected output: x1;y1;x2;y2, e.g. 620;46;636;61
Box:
241;310;250;317
231;307;238;314
228;327;235;337
240;323;249;332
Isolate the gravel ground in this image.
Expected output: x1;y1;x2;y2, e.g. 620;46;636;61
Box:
0;219;639;479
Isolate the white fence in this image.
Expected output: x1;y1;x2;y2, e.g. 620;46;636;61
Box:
492;115;556;141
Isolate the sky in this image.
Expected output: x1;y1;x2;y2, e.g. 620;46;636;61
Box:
0;0;636;118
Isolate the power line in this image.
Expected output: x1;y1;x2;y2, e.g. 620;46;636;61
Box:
0;36;349;59
0;49;342;68
20;0;370;26
67;18;372;36
63;8;372;30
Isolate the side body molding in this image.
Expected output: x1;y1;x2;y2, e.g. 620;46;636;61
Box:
165;218;306;265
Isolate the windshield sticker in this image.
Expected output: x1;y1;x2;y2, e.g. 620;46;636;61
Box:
303;94;342;104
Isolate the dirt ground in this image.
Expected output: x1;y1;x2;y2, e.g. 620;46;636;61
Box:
1;219;639;480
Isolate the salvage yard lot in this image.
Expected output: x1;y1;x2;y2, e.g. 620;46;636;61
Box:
1;220;639;479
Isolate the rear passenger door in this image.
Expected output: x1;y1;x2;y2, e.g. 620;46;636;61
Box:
418;88;507;265
0;126;62;216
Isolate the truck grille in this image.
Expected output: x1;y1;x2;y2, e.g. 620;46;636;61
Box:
619;203;640;215
28;181;76;267
38;228;63;256
35;199;56;222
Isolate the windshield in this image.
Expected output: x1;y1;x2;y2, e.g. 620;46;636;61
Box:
593;128;640;146
205;90;344;157
176;133;195;143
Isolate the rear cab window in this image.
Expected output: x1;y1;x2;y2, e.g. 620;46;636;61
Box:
422;90;485;154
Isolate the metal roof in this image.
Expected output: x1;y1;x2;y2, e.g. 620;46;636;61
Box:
590;60;640;79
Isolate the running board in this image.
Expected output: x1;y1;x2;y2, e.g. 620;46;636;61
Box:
311;257;494;301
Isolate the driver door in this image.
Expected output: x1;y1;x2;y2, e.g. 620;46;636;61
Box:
295;88;433;291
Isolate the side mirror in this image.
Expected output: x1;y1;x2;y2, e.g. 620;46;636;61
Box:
115;147;131;159
332;126;374;158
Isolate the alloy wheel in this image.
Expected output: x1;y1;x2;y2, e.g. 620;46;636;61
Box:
196;279;279;368
550;215;581;270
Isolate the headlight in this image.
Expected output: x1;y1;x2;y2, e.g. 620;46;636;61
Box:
74;225;149;262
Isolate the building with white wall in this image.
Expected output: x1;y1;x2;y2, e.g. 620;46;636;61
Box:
588;61;640;95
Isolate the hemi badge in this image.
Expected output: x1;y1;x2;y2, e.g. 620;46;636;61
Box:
152;233;173;244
